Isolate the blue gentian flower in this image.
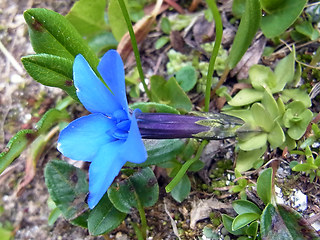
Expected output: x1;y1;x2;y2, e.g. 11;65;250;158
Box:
57;50;147;209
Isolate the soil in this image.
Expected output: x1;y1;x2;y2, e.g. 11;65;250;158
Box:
0;0;320;240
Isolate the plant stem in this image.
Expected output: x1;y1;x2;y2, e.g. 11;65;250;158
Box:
204;0;223;112
131;222;144;240
165;140;208;193
135;193;148;239
117;0;152;100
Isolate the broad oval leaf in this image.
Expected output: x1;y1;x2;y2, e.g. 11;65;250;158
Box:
267;120;285;148
150;75;192;113
108;0;128;41
127;139;186;167
44;160;89;222
277;204;320;239
22;54;78;101
232;200;262;215
170;174;191;203
228;88;263;107
108;167;159;213
222;214;248;236
66;0;107;37
257;168;273;205
88;194;127;236
261;203;320;239
251;103;273;132
175;66;197;92
249;64;277;91
236;145;267;172
261;0;307;38
232;213;260;231
238;132;268;151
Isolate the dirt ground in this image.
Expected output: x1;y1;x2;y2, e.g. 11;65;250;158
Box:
1;0;320;240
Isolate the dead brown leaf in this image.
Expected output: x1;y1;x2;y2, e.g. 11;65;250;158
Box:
230;36;267;80
117;0;163;61
190;197;232;229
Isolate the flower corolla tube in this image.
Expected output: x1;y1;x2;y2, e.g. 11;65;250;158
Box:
57;50;147;209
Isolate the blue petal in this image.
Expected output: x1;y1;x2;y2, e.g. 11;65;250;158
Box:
97;50;129;113
57;113;115;161
73;54;122;115
119;109;148;164
87;140;126;209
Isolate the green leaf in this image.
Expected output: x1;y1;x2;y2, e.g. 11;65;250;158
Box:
66;0;107;37
232;0;246;18
281;89;311;108
22;54;78;101
246;221;259;238
287;109;313;140
267;120;285;148
261;203;320;239
249;65;277;91
0;228;12;240
232;213;260;231
35;108;70;134
236;145;267;172
222;214;247;236
170;174;191;203
0;108;69;174
295;21;319;41
130;102;180;114
175;66;197;92
238;132;268;151
88;32;118;56
160;17;171;34
44;160;89;221
260;203;291;239
292;163;318;172
251;103;273;132
228;88;263;107
88;194;126;236
108;0;128;41
227;0;261;68
150;75;192;113
257;168;273;205
108;167;159;213
273;50;295;92
155;36;170;50
48;207;62;226
127;139;185;167
261;0;307;38
261;90;279;120
24;8;99;69
277;204;320;239
0;129;35;174
260;0;286;13
232;200;262;215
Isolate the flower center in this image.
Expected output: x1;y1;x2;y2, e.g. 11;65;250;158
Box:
108;110;131;140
